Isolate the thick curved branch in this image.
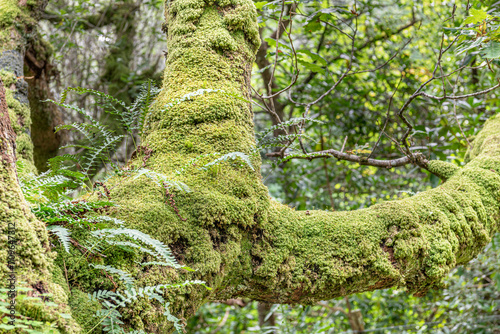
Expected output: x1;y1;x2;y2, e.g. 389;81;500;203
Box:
225;116;500;303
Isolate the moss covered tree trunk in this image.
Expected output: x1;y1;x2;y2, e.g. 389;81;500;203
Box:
0;1;78;332
1;0;500;333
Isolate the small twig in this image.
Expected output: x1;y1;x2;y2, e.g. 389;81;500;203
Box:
341;136;348;153
211;308;230;334
369;74;403;159
418;82;500;101
163;183;187;221
94;181;111;199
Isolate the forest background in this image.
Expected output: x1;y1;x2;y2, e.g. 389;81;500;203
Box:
1;0;499;333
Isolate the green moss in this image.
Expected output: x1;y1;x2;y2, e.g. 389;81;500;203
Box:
57;0;266;329
0;70;16;86
0;0;20;27
0;156;79;333
2;71;36;171
68;289;102;333
427;160;459;180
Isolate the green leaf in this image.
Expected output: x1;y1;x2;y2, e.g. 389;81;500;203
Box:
298;59;325;74
297;50;327;66
481;41;500;58
254;1;267;10
464;8;488;25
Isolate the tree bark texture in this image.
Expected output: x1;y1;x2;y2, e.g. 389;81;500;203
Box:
0;0;499;333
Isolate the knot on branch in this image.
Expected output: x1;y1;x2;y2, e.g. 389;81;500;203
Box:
410;152;429;169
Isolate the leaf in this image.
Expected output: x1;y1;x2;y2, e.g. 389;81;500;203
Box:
46;226;71;253
91;228;181;268
297;59;325;74
456;36;486;55
463;8;488;25
297;50;327;66
90;264;135;289
481;41;500;58
254;1;267;10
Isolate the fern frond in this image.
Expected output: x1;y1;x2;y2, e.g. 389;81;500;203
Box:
44;99;95;123
154;280;212;292
175;152;218;175
91;228;180;268
46;154;82;172
139;261;195;272
201;152;254;171
133;168;190;192
82;135;124;174
55;122;97;144
90;264;135;289
126;80;161;133
106;241;156;256
163;302;184;333
59;86;126;108
88;290;117;302
93;216;125;227
46;226;71;253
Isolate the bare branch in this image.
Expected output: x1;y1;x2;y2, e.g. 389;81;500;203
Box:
266;149;429;169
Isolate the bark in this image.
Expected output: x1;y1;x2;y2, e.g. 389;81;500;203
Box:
24;38;66;172
0;0;499;333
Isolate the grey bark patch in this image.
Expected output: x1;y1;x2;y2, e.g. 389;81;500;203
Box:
0;50;29;105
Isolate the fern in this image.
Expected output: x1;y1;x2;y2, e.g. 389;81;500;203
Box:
107;241;156;256
90;264;135;289
163;303;183;333
45;83;161;185
125;80;161;133
59;86;127;109
175;153;219;175
46;226;71;253
81;134;124;175
36;84;222;333
160;88;249;113
91;228;181;269
133;168;191;192
139;261;194;271
201;152;254;171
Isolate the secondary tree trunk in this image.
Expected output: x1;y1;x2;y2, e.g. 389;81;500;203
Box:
1;0;499;333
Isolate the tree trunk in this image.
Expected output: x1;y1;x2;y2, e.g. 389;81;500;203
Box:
0;1;79;332
1;0;500;333
25;40;66;172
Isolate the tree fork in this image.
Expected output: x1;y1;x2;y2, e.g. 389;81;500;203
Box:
94;0;500;328
0;0;499;333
